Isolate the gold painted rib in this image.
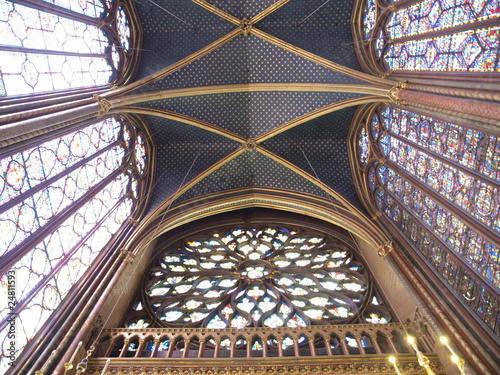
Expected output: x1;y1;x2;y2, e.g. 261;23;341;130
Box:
191;0;241;25
252;28;395;87
256;96;387;142
110;106;247;143
251;0;293;24
113;83;389;107
107;28;241;97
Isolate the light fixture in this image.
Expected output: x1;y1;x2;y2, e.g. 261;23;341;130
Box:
389;356;402;375
406;335;436;375
440;336;466;375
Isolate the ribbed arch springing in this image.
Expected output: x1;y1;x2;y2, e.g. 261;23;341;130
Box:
0;114;154;372
0;0;139;96
356;0;500;76
354;103;500;338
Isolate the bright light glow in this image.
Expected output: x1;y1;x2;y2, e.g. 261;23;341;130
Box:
451;355;459;363
439;336;448;344
389;356;396;363
406;336;415;344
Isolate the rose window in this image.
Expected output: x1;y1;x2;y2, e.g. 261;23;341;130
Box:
136;227;391;329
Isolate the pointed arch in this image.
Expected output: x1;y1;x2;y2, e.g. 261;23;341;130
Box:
349;102;500;342
0;113;155;371
0;0;142;98
353;0;500;82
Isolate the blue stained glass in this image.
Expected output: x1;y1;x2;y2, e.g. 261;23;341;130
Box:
366;104;500;336
384;26;500;72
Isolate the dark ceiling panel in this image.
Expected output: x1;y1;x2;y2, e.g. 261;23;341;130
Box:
261;107;365;210
205;0;279;19
133;0;235;80
139;91;364;138
173;150;333;205
139;34;364;92
145;115;241;212
256;0;362;70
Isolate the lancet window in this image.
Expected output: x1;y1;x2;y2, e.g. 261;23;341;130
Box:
0;0;139;96
357;0;500;76
125;226;393;337
354;103;500;338
0;115;153;371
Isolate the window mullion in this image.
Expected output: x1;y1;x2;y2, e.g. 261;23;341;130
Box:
389;16;500;44
385;130;500;188
11;0;108;26
0;140;120;214
0;168;123;274
380;157;500;248
378;186;500;298
0;193;129;331
0;45;108;59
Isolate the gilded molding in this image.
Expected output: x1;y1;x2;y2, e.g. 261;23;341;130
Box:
387;81;409;106
93;94;111;117
119;248;136;264
239;17;253;36
377;241;394;257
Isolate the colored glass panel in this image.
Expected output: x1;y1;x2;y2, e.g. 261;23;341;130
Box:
358;127;370;167
0;0;132;96
136;227;391;329
0;116;146;372
117;6;131;51
363;0;377;39
384;26;500;71
377;164;499;290
386;0;500;39
367;105;500;337
380;135;500;232
375;189;499;334
40;0;106;18
0;118;121;206
0;145;125;256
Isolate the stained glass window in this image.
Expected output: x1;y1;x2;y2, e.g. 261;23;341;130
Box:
363;0;377;39
0;0;133;96
0;115;151;372
360;0;500;73
126;226;392;331
356;104;500;337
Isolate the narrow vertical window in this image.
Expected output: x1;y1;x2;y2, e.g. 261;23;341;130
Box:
353;104;500;337
0;0;137;96
0;115;152;371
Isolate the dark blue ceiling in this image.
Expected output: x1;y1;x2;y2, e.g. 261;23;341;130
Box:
140;91;363;138
173;150;334;206
133;0;366;215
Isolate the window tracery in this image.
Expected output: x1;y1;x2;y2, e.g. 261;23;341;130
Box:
126;226;392;334
357;0;500;75
354;103;500;337
0;0;139;97
0;115;153;371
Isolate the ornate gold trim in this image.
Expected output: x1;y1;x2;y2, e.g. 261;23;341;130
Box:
125;189;390;255
108;29;241;97
256;96;388;143
251;0;293;24
111;106;246;143
251;29;395;87
114;83;391;107
88;355;445;375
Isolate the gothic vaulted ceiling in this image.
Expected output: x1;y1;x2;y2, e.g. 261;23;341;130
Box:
131;0;369;215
